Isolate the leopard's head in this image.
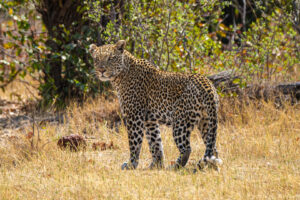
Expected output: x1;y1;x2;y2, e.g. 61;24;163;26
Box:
89;40;126;81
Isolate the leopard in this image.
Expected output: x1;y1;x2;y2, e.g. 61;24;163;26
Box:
89;40;222;171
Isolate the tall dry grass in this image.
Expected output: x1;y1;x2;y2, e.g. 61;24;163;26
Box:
0;94;299;199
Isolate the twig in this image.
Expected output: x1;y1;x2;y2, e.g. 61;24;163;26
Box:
242;0;246;32
31;112;35;149
0;69;22;89
158;1;173;68
16;79;39;100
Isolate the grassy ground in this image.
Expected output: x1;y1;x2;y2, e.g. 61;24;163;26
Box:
0;94;299;200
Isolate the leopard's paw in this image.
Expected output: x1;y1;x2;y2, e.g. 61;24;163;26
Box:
149;161;164;170
197;156;222;171
166;163;183;171
121;162;137;170
207;156;223;166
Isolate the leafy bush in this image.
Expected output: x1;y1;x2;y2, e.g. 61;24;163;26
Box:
0;0;299;107
0;0;44;89
0;0;108;108
87;0;299;83
87;0;227;73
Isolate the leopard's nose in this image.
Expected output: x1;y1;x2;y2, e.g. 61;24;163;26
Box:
98;68;106;73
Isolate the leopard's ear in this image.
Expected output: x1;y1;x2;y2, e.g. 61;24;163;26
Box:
115;40;126;53
89;44;98;55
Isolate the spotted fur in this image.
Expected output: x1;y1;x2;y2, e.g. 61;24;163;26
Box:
89;40;222;170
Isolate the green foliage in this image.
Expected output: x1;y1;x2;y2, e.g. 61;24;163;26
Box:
87;0;226;73
217;3;299;83
38;24;102;108
0;0;107;108
0;0;299;107
87;0;299;83
0;0;44;90
33;0;108;108
240;9;298;81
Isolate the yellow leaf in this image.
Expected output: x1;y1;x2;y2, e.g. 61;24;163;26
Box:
175;46;181;52
217;31;226;38
275;8;281;14
7;20;14;27
38;45;46;50
3;43;13;49
9;8;13;15
219;23;229;31
232;78;240;84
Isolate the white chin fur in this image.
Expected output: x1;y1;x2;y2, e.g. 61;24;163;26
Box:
99;77;111;81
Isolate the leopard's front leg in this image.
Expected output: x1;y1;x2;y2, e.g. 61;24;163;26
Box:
121;117;144;170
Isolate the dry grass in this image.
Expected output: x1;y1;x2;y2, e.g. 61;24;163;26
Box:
0;93;300;199
0;77;39;102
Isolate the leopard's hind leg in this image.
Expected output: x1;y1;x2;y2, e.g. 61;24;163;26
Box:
197;105;222;171
145;122;164;169
168;110;198;170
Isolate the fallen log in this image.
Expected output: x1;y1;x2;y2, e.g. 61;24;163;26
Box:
207;70;300;103
276;82;300;98
207;70;239;87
